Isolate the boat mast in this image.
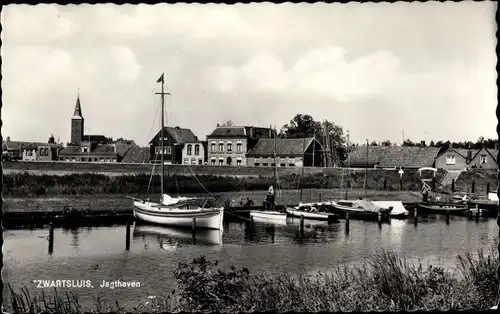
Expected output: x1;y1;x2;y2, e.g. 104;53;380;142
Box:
363;138;368;199
300;137;306;202
155;73;170;198
273;125;278;210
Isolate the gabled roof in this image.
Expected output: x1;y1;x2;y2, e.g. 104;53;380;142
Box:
114;143;137;158
149;127;198;144
83;134;110;144
347;146;440;168
471;147;498;164
59;144;116;155
2;140;53;151
121;147;150;163
247;137;316;157
207;126;247;138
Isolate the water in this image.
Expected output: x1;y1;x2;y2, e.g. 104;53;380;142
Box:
3;216;499;310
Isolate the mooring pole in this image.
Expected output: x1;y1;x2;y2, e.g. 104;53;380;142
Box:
300;215;304;235
345;213;350;234
445;210;450;225
125;220;131;251
48;222;54;255
472;181;475;194
476;204;480;222
414;207;418;226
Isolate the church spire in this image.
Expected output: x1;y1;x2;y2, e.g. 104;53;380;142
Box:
73;91;83;119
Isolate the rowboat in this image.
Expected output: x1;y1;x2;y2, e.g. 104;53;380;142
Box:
415;203;470;216
285;205;340;222
330;199;392;222
249;210;287;222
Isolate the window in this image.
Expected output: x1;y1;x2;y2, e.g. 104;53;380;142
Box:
219;159;224;166
184;158;189;164
99;158;104;162
195;144;200;155
211;159;216;165
480;154;487;164
219;143;224;152
211;142;216;152
263;163;268;166
81;158;85;162
72;158;76;162
289;163;295;167
187;144;192;155
237;143;242;152
155;147;161;154
166;146;172;154
198;159;203;165
445;155;456;165
280;163;286;167
112;158;116;162
227;143;232;152
237;159;242;166
82;147;88;153
106;158;111;162
254;163;260;166
94;158;98;162
271;163;275;167
191;158;196;165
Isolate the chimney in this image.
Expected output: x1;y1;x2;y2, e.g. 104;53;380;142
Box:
467;150;472;162
495;143;499;150
421;140;425;147
175;126;180;129
448;142;453;149
6;136;10;142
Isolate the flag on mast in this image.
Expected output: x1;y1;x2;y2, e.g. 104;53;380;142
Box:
157;73;164;83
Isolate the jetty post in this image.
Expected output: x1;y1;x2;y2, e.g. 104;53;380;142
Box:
414;207;418;226
472;181;475;194
487;183;490;196
475;204;480;222
452;179;455;192
300;215;305;235
125;220;131;251
345;213;350;234
319;192;322;202
192;218;197;234
48;222;54;254
445;210;450;224
377;212;382;226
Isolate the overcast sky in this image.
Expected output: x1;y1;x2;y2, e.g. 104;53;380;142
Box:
2;2;497;146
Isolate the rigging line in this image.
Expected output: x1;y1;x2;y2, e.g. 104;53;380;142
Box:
146;91;162;196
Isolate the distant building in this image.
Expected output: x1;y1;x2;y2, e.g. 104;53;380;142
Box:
434;144;478;170
59;94;125;162
2;136;59;161
148;126;198;164
246;137;323;167
182;141;208;165
347;145;440;169
469;147;498;169
206;125;274;166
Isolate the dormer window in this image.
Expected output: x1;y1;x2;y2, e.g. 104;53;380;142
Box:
446;155;456;165
82;147;89;153
480;154;487;164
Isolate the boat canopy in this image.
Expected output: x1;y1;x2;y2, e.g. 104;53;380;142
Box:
352;199;384;213
372;201;408;216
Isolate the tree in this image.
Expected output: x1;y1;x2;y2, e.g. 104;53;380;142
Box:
280;114;346;164
220;120;234;127
402;139;416;147
381;140;392;147
370;141;378;146
429;140;435;147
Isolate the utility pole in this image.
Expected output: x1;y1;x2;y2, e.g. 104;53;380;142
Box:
363;139;369;198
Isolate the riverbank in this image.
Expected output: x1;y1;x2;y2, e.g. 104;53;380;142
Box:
3;189;425;214
6;248;498;312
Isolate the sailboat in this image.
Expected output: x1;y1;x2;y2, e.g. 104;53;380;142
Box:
249;126;287;222
128;73;224;230
330;138;393;222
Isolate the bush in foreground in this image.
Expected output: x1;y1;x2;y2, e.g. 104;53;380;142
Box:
6;248;500;313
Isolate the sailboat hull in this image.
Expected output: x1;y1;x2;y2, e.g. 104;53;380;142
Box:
249;210;287;221
285;207;339;222
133;201;224;230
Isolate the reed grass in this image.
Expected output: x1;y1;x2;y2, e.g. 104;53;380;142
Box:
3;169;450;197
6;248;499;313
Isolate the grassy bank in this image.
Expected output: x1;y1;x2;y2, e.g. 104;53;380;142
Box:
4;169;445;197
6;248;499;312
3;189;425;214
455;169;498;194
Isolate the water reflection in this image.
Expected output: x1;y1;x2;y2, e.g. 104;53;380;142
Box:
132;223;223;248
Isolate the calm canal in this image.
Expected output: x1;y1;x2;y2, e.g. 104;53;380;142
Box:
3;215;499;310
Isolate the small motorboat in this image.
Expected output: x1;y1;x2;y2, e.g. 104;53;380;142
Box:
415;202;470;216
285;203;340;223
331;199;392;222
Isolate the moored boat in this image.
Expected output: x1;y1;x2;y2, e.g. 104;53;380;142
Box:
415;203;470;216
285;206;340;222
249;210;287;221
372;201;409;219
331;199;392;222
129;74;224;230
133;223;223;245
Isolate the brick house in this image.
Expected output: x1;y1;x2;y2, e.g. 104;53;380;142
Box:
206;125;273;166
2;136;59;161
469;147;498;169
181;141;208;165
149;126;198;164
347;145;440;169
246;137;324;167
434;144;478;170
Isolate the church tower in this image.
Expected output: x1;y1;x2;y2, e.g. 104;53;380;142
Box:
71;93;84;145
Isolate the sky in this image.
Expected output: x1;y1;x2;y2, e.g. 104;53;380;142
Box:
1;2;497;146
